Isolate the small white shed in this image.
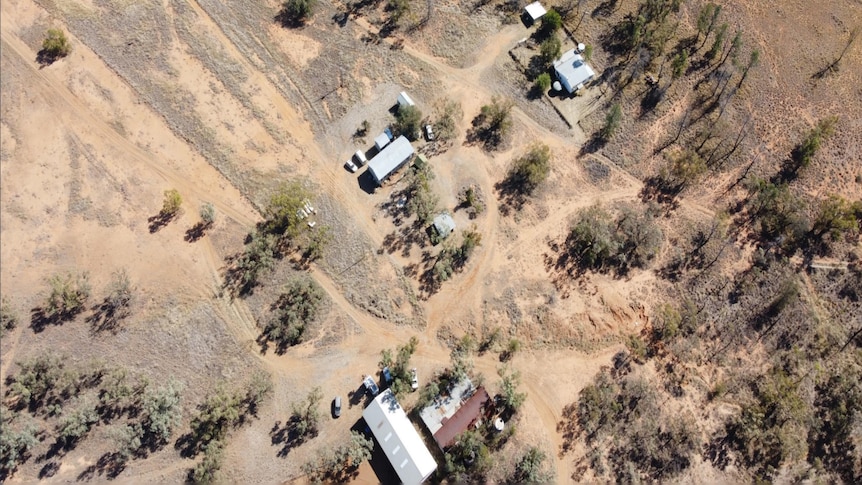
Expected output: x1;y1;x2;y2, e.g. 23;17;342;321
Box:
374;131;392;151
432;213;456;239
524;2;547;23
397;91;416;108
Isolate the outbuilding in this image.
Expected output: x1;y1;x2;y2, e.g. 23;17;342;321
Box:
553;48;596;94
363;390;437;485
397;91;416;108
432;213;456;240
368;135;414;185
523;1;547;25
374;131;393;151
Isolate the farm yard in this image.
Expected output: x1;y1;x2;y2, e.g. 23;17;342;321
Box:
2;0;861;483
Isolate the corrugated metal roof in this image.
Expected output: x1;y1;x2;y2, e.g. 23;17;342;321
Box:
368;136;414;184
363;390;438;484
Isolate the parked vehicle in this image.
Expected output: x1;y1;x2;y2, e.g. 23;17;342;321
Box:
363;375;379;396
333;396;342;418
382;366;393;384
410;368;419;391
424;124;435;141
345;158;358;172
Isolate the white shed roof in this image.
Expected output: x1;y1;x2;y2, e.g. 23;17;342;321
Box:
524;1;547;20
368;135;414;184
363;390;437;485
553;49;596;93
397;91;415;108
432;213;456;238
375;132;392;150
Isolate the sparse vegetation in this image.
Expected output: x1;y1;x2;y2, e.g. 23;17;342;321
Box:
393;104;423;141
42;271;91;322
301;431;373;482
290;386;323;441
432;99;462;143
160;189;182;218
534;72;551;92
503;143;552;197
601;103;622;141
40;28;71;62
539;36;562;66
404;158;439;225
260;277;326;353
279;0;317;26
0;298;18;337
471;96;513;150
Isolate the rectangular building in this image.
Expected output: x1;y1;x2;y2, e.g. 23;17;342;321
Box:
368;135;414;185
553;49;596;93
363;389;437;484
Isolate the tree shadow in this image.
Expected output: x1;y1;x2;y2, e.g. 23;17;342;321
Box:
639;175;681;212
38;461;60;479
36;49;63;67
269;417;317;458
86;299;129;335
29;306;79;333
184;221;212;243
147;212;175;233
494;178;529;217
579;132;608;156
76;452;126;481
274;9;308;29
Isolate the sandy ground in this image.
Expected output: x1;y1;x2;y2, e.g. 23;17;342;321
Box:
5;0;849;482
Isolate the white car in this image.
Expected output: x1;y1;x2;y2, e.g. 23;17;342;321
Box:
410;368;419;391
345;158;358;173
424;124;435;141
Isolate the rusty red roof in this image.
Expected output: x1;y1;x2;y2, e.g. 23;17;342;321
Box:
432;387;490;449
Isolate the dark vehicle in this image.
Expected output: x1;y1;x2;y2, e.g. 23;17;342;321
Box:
333;396;342;418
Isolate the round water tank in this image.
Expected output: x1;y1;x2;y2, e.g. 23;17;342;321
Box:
553;81;562;91
577;42;586;52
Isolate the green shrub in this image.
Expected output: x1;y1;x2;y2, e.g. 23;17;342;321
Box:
262;278;326;352
160;189;182;218
280;0;316;25
535;72;552;92
41;29;71;59
393;104;423;141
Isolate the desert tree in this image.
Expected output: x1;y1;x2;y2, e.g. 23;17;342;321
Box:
539;35;562;66
191;440;224;484
534;72;552;93
498;366;527;417
262;278;326;353
199;203;216;227
432;98;463;142
278;0;317;26
160;189;182;218
503;143;552;197
231;231;277;294
540;9;562;38
705;23;728;61
671;50;688;79
511;446;549;482
301;226;331;264
290;387;323;441
0;298;18;338
263;181;312;240
473;96;513;150
816;26;860;77
39;28;71;63
811;195;861;241
140;379;184;446
785;117;838;176
0;419;38;478
43;271;91;322
57;400;99;446
393;104;423;141
736;49;760;89
696;3;722;49
405;159;439;224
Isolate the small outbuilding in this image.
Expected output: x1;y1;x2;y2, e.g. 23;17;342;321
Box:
553;49;596;94
368;135;415;185
397;91;416;108
432;213;456;240
363;390;437;485
523;1;547;25
374;131;393;151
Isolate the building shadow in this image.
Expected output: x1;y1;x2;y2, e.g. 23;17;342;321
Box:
357;170;378;194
